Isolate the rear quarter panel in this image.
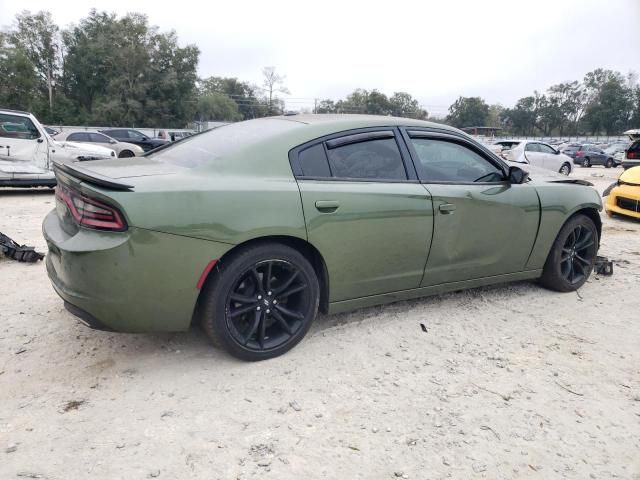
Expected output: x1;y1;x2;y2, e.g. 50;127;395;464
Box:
526;183;602;270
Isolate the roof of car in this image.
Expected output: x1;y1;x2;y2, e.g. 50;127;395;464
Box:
269;114;459;132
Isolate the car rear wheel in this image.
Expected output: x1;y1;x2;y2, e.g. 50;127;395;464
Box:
199;243;319;361
559;163;571;175
539;214;598;292
605;158;613;168
582;158;591;168
118;150;134;158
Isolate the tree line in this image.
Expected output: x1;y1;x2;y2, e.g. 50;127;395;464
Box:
1;9;638;135
447;69;640;136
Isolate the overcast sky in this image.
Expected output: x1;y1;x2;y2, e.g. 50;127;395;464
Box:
1;0;639;115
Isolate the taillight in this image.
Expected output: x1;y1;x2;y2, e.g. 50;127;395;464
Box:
575;151;585;157
55;184;127;231
628;151;639;159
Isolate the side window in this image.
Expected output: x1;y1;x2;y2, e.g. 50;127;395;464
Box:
0;113;40;140
128;130;146;140
68;132;89;142
525;143;539;152
538;144;555;154
298;144;331;177
89;133;110;143
326;138;406;180
410;138;504;183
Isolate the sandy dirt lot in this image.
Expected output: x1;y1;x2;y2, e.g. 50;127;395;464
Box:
1;166;639;480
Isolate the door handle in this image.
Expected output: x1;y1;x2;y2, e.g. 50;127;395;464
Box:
438;203;456;214
315;200;340;213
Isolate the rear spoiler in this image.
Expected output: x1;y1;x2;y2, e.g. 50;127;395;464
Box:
53;162;134;191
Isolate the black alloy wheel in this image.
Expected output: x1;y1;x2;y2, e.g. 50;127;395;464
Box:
225;260;311;351
540;214;598;292
200;243;320;361
558;224;597;285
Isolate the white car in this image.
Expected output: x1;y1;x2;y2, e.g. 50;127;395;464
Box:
54;130;144;158
0;109;114;188
502;140;573;175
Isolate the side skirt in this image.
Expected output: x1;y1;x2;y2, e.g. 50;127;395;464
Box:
327;269;542;315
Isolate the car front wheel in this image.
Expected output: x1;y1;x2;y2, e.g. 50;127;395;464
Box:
539;214;598;292
605;158;614;168
199;243;320;361
559;163;571;175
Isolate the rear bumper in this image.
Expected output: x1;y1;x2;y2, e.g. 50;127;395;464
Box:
43;209;233;332
622;159;640;169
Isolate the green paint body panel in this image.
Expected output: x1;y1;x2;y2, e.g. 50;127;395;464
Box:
42;115;603;333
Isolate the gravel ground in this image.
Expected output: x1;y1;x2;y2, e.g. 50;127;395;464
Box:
1;166;639;480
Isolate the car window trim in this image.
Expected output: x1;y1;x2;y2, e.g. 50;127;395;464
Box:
325;131;395;149
401;128;509;185
289;127;417;182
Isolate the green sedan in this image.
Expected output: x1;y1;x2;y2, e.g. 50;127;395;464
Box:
43;115;602;361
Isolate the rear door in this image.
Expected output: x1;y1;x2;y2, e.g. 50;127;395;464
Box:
537;142;561;170
291;128;434;302
403;130;540;286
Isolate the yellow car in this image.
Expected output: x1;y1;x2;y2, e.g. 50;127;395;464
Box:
605;166;640;219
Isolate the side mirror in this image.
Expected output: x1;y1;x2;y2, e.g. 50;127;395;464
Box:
508;166;528;184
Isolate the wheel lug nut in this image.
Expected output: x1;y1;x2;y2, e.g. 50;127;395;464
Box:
257;306;261;311
273;299;277;304
266;309;270;314
268;291;272;296
257;295;262;300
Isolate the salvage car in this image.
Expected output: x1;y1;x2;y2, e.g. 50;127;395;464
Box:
0;109;114;188
621;129;640;170
502;140;573;175
604;166;640;219
43;115;602;360
55;131;144;158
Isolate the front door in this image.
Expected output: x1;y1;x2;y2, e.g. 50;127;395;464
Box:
291;130;434;302
403;131;540;286
0;112;48;168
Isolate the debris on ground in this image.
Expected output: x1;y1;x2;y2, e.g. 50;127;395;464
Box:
62;400;86;412
594;256;614;276
0;231;44;263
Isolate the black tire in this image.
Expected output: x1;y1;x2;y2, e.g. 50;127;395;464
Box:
118;150;134;158
605;158;613;168
199;243;320;361
559;163;571;175
539;214;598;292
582;158;591;168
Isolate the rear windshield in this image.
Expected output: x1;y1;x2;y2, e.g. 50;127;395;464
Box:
150;119;301;168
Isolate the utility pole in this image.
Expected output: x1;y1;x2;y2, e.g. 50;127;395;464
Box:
314;98;318;114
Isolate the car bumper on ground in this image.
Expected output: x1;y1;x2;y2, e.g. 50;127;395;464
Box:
42;209;233;332
605;184;640;219
622;160;640;170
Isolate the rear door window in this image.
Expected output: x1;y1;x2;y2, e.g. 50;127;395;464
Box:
67;132;90;142
89;133;110;143
298;144;331;177
326;137;407;180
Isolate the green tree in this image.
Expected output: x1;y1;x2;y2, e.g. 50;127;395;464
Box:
200;76;265;119
389;92;427;119
0;33;39;111
446;96;489;128
195;93;242;121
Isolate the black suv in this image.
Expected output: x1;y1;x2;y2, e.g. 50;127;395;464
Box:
99;128;168;152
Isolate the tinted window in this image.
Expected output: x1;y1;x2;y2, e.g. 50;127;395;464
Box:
0;113;40;140
89;133;110;143
127;130;146;140
298;144;331;177
152;119;303;168
410;138;504;183
67;132;90;142
326;138;406;180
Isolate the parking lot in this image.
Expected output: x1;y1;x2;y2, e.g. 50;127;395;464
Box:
1;167;639;479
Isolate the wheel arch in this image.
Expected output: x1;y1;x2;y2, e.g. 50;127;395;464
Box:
195;235;330;319
572;206;602;241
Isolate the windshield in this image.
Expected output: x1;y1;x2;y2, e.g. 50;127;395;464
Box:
150;119;302;168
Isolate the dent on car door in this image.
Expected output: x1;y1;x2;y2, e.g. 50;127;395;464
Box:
404;132;540;286
291;130;434;302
